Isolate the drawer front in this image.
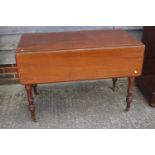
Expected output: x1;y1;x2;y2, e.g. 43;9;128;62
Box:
16;46;144;84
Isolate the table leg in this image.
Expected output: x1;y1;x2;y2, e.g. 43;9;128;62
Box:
112;78;118;91
25;84;36;121
126;77;135;111
32;84;39;95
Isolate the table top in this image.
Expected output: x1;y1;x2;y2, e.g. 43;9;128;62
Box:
16;30;143;53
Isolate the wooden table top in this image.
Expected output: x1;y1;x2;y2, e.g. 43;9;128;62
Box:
16;30;143;53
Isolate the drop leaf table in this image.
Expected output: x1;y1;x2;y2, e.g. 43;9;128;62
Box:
16;30;145;121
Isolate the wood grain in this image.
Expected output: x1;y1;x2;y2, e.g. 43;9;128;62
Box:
16;30;143;53
16;46;144;84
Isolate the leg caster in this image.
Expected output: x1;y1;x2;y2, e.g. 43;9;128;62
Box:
112;78;118;91
25;84;36;121
126;77;135;111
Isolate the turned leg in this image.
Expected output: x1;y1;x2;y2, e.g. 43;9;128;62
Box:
112;78;118;91
25;84;36;121
32;84;39;95
126;77;135;111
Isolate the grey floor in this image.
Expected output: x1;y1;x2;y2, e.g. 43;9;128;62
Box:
0;79;154;129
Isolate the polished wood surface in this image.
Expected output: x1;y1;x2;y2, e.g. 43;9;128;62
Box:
16;30;143;53
16;30;145;121
16;46;144;84
16;30;144;85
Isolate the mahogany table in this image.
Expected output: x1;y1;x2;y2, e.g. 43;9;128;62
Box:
16;30;145;121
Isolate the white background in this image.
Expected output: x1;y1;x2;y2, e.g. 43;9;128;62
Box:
0;0;155;26
0;0;155;155
0;130;155;155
